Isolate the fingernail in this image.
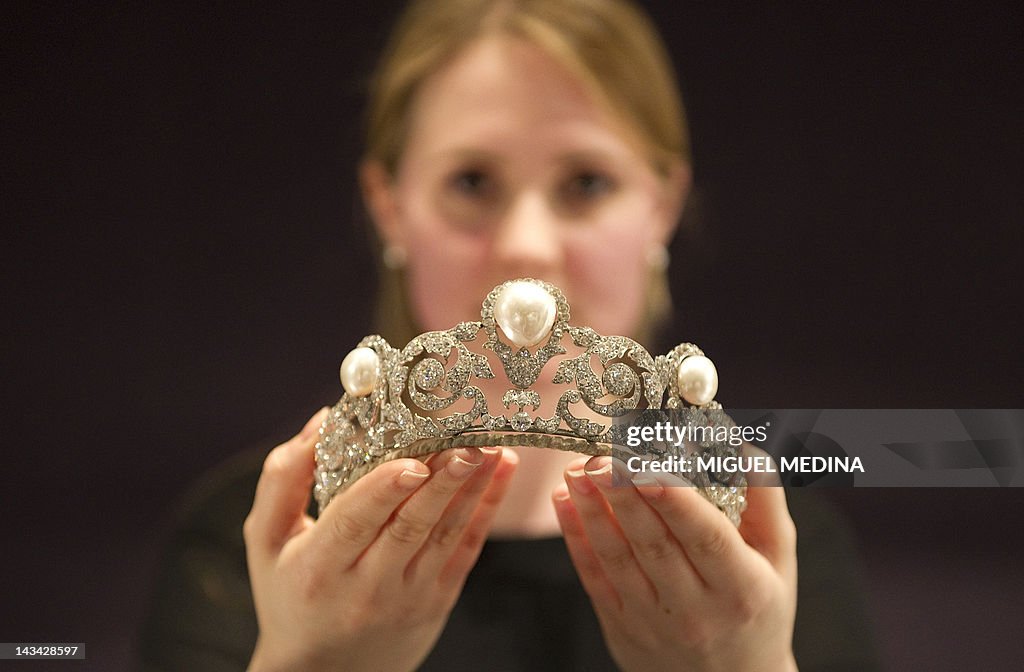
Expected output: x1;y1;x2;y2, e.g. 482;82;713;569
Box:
447;449;483;478
453;447;484;464
477;447;502;468
632;476;665;499
584;457;614;488
398;468;430;490
552;485;571;503
567;468;595;495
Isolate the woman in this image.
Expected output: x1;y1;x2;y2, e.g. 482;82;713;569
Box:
142;1;879;670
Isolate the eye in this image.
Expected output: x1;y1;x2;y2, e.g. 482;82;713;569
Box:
449;168;494;198
563;171;615;201
440;166;501;231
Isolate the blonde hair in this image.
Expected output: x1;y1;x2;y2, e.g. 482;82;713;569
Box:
364;0;689;345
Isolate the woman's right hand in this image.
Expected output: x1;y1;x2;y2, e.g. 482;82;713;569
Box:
243;409;518;672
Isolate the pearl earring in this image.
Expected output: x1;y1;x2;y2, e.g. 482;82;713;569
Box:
382;245;407;270
646;244;670;272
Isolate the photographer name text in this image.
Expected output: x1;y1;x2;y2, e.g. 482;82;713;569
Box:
625;455;864;475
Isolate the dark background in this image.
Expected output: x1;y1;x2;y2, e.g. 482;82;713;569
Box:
2;1;1022;670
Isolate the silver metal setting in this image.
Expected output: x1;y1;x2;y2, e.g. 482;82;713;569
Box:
316;278;747;525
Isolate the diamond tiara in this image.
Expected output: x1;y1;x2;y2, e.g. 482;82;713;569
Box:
315;278;747;525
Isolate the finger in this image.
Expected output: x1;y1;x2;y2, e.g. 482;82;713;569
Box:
734;443;796;570
313;456;433;568
634;471;755;589
564;461;657;608
244;407;328;558
585;456;703;600
552;483;623;614
738;484;797;574
405;448;504;583
361;447;486;576
437;449;519;590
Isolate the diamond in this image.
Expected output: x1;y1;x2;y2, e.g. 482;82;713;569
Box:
482;414;506;431
510;411;532;431
602;362;633;397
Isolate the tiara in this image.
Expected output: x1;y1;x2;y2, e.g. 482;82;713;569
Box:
315;278;747;525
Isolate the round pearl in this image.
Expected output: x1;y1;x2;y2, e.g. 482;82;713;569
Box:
493;280;557;349
676;354;718;406
340;347;379;397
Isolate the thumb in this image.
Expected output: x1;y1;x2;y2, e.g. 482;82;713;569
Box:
738;482;797;574
244;407;329;557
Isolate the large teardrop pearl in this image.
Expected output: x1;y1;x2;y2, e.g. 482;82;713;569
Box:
340;347;380;397
676;354;718;406
493;280;557;349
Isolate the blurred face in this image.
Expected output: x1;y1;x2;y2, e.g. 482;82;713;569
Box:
366;35;686;338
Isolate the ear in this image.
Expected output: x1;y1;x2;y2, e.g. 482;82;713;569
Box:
655;159;691;245
359;159;404;248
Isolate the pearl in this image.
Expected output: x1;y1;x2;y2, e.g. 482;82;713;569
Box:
676;354;718;406
493;280;557;349
340;347;379;397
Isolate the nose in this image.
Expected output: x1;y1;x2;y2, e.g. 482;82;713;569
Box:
491;190;564;280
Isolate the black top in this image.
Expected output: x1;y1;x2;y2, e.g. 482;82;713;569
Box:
139;449;882;671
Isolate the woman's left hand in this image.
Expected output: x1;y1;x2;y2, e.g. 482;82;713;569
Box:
553;454;798;672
